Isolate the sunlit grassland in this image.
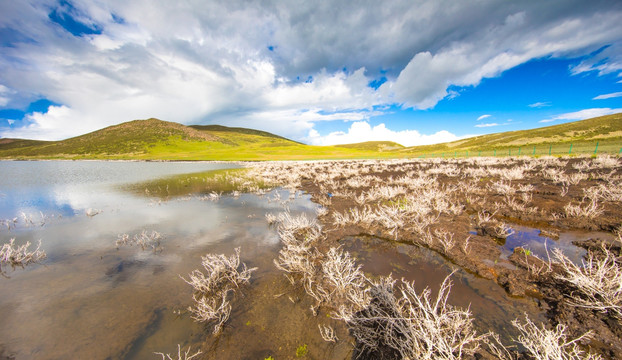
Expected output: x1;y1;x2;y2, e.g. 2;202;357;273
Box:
398;113;622;158
0;113;620;160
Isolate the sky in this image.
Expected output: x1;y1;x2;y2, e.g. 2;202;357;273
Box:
1;0;622;146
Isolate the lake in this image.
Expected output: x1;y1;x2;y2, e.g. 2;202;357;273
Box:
0;161;542;359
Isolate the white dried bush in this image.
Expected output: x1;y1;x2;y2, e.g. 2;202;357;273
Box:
154;344;202;360
434;229;455;252
553;246;622;319
0;217;18;231
182;247;256;333
274;240;318;286
0;238;46;277
318;324;339;342
593;155;619;169
339;274;484;359
501;167;525;181
512;314;602;360
116;230;163;253
275;211;317;234
322;247;367;305
563;198;603;219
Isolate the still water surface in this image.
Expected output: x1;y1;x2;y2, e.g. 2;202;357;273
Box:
0;161;544;359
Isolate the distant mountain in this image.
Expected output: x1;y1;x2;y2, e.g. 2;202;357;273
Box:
1;114;620;160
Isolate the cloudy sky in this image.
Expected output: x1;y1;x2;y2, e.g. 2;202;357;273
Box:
1;0;622;146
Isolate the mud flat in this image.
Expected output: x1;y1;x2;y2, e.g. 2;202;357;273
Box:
247;155;622;358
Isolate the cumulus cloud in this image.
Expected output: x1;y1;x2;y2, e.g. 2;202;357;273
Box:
307;121;466;147
539;108;622;123
593;92;622;100
0;0;621;140
477;114;491;121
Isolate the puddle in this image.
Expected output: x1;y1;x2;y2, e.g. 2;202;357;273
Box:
500;225;615;265
340;236;545;343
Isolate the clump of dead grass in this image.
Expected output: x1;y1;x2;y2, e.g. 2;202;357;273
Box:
0;238;46;277
182;247;256;333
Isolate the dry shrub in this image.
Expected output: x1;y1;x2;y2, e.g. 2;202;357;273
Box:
0;238;46;277
154;344;202;360
512;314;602;360
553;246;622;319
338;274;485;360
116;230;163;253
182;247;256;333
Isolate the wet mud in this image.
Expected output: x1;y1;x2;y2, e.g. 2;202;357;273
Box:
293;156;622;358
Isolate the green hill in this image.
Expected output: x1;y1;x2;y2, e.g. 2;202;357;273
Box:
0;118;392;160
0;113;621;160
398;113;622;157
335;141;405;151
190;124;300;144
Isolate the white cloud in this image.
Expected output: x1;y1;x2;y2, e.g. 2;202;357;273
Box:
528;102;551;108
475;123;500;128
539;108;622;123
307;121;467;147
380;7;622;109
477;114;491;121
593;91;622;100
571;43;622;76
0;84;12;107
0;1;621;140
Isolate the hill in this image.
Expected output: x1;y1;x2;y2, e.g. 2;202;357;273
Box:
0;113;621;160
334;141;405;151
398;113;622;157
0;118;391;160
190;124;300;144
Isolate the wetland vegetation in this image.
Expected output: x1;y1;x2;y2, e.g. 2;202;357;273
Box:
2;154;621;359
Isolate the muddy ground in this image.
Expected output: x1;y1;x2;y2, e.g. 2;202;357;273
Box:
277;156;622;359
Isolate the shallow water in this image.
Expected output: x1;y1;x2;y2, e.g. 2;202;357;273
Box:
1;161;549;359
500;225;615;265
340;236;544;343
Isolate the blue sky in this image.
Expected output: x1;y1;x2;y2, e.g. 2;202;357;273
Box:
1;0;621;145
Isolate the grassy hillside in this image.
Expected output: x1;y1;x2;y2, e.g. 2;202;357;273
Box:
190;125;300;144
399;113;622;157
1;113;621;160
335;141;405;152
0;118;392;160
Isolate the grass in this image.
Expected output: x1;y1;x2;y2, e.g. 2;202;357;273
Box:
124;168;270;199
295;344;308;357
0;113;621;160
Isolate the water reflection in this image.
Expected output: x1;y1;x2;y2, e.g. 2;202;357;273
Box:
500;225;613;265
0;160;237;220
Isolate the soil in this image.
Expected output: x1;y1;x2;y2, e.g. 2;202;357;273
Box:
288;156;622;359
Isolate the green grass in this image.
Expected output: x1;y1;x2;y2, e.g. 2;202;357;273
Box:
334;140;405;151
295;344;308;357
1;113;621;160
124;168;272;198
